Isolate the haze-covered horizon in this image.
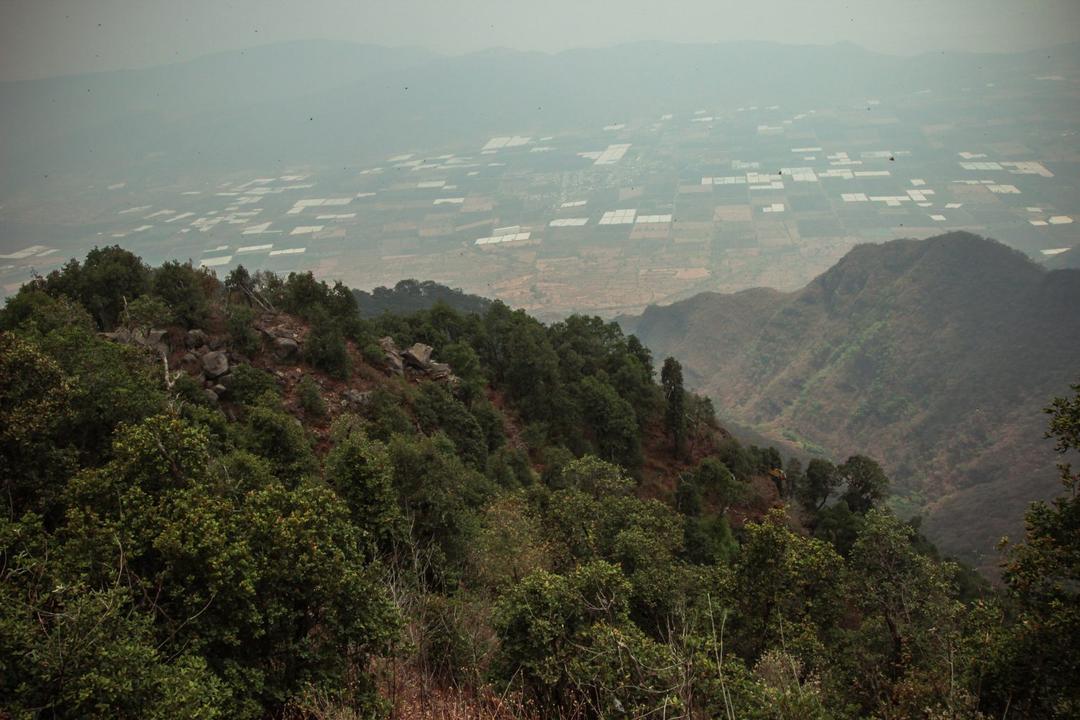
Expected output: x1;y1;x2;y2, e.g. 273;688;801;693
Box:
5;35;1080;86
3;0;1080;81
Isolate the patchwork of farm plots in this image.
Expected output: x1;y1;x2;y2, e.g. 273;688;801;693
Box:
2;75;1077;319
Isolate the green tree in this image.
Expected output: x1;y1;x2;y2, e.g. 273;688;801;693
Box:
796;458;839;514
122;294;173;332
151;261;211;328
493;561;632;712
558;455;635;499
44;245;150;329
469;494;552;591
694;457;746;512
813;501;862;556
281;271;328;318
848;509;969;717
235;394;317;481
414;383;488;470
324;421;400;550
685;392;718;456
439;340;485;402
27;316;165;466
485;445;533;489
683;514;737;566
387;434;495;589
0;539;228;720
978;384;1080;718
674;474;704;516
626;334;654;377
480;301;565;429
838;454;889;514
578;376;642;470
782;456;804;500
661;357;686;455
730;510;845;660
0;332;75;516
609;351;657;430
716;436;755;480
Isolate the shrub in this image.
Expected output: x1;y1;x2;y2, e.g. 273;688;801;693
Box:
296;375;327;418
303;309;350;379
227;363;280;405
226;304;261;356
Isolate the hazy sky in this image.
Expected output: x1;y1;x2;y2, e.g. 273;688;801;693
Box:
2;0;1079;81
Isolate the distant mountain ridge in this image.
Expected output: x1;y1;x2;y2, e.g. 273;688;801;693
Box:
622;232;1080;567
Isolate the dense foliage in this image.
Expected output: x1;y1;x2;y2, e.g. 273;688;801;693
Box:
1;247;1076;719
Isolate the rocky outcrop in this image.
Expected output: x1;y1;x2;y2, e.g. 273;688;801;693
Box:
379;337;459;384
253;315;311;360
428;362;453;381
100;313;462;421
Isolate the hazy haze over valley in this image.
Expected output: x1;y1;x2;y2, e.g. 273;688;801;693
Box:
2;38;1078;315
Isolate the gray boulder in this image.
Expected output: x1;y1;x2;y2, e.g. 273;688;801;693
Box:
274;337;299;360
185;329;208;348
403;343;434;369
343;389;373;409
201;351;229;379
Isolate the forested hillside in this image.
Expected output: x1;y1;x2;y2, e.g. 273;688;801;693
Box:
1;247;1077;719
352;279;492;319
623;232;1080;569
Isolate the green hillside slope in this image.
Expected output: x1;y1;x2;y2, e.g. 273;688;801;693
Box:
624;232;1080;567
